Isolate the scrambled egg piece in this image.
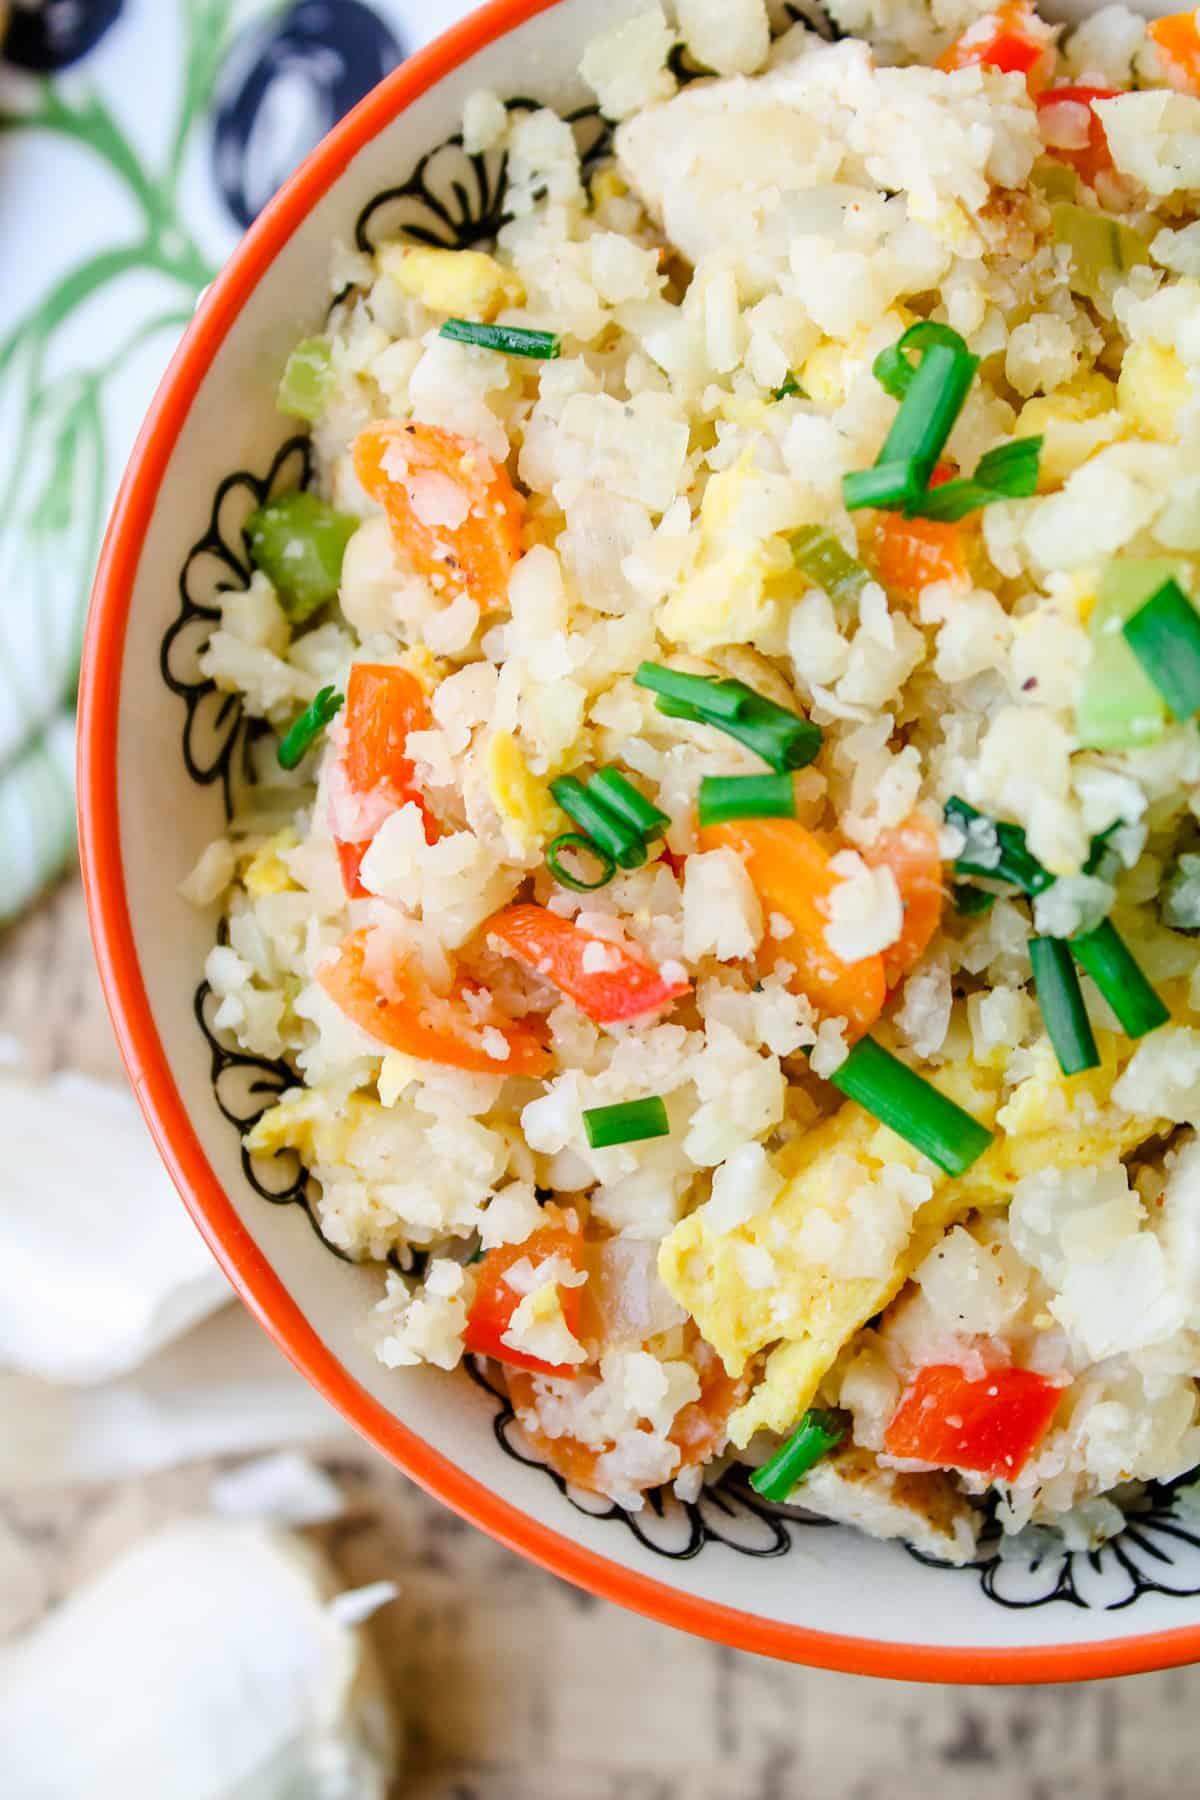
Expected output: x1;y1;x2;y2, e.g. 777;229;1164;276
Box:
377;244;525;320
661;1043;1166;1449
659;457;789;651
1117;340;1190;442
1018;371;1123;485
246;1088;379;1164
486;731;563;852
241;827;298;898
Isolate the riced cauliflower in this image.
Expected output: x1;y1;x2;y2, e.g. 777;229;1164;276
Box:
187;0;1200;1557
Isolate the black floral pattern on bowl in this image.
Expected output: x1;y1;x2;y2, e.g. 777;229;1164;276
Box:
165;92;1200;1609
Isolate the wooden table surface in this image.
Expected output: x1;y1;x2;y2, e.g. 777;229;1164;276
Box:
5;870;1200;1798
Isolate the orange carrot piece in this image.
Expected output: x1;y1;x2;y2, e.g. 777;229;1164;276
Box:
862;812;946;989
698;818;886;1037
352;419;524;609
318;928;550;1076
1149;10;1200;92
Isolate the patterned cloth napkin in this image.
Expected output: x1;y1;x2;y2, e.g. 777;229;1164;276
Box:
0;0;473;921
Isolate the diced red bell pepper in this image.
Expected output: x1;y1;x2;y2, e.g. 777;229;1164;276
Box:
464;1212;585;1378
884;1364;1063;1480
334;663;436;897
484;904;690;1024
938;1;1056;93
1036;85;1118;187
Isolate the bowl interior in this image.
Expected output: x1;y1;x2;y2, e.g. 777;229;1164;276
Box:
83;0;1200;1677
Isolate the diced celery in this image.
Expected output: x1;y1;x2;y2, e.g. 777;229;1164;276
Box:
1032;159;1080;202
1050;202;1150;305
1075;559;1186;750
244;490;357;622
277;337;334;422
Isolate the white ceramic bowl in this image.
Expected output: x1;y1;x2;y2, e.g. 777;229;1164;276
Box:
80;0;1200;1678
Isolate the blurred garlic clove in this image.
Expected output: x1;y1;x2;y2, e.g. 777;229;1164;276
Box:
0;1072;228;1384
0;1305;349;1488
0;1518;400;1798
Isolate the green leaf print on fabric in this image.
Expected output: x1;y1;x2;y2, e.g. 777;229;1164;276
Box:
0;1;238;922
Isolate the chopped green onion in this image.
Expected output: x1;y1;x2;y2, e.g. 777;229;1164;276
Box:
790;525;871;604
1160;851;1200;932
1070;919;1170;1039
907;436;1043;523
750;1409;845;1502
277;685;343;770
953;882;998;917
656;681;822;772
875;330;977;481
245;491;358;622
944;797;1055;897
1121;578;1200;721
1051;201;1150;306
826;1036;994;1176
549;776;647;870
1030;937;1101;1076
583;1096;670;1149
842;457;925;515
843;322;979;514
634;662;744;719
1082;819;1124;882
873;321;975;404
546;832;616;892
588;767;670;839
773;374;806;400
1076;558;1181;750
439;318;561;359
698;772;796;827
277;337;334;422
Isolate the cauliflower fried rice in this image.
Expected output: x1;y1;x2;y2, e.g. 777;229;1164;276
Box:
187;0;1200;1561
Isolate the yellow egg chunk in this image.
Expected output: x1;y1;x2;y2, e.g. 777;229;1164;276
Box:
241;827;299;898
1018;371;1123;485
1117;340;1190;442
377;243;525;320
661;1044;1166;1449
486;731;563;851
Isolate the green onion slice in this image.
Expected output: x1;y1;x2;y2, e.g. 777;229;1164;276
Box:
843;457;925;515
545;832;616;892
587;768;670;838
826;1036;994;1176
873;321;975;403
277;685;344;770
549;776;647;870
1030;936;1101;1076
790;524;871;604
773;374;806;400
439;318;561;359
750;1409;845;1503
943;797;1055;898
656;682;822;773
698;772;796;828
908;436;1043;523
1070;919;1170;1040
583;1096;670;1149
1121;578;1200;721
953;882;998;917
1051;201;1151;306
634;663;744;719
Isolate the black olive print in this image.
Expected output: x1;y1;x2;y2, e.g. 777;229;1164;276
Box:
4;0;124;71
209;0;403;230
